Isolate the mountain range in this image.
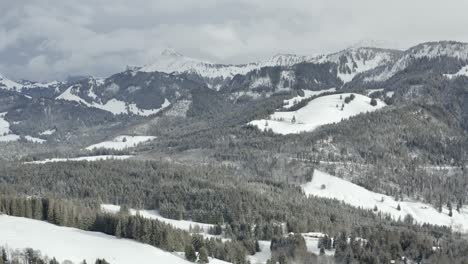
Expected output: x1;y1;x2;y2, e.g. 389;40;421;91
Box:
0;40;467;151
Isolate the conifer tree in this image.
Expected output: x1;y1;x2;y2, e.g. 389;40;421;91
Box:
198;247;209;263
185;245;197;262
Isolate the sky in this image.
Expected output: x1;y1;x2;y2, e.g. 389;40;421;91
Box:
1;0;468;81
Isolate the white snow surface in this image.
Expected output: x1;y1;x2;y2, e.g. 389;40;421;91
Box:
0;215;195;264
444;65;468;79
39;129;56;136
101;204;215;234
302;170;468;233
0;112;10;136
248;241;271;264
0;74;23;91
24;136;46;144
0;134;20;142
86;136;156;151
250;93;385;135
25;155;133;164
282;88;336;110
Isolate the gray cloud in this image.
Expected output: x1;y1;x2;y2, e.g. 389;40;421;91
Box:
1;0;468;81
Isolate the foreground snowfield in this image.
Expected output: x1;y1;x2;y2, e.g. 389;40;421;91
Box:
86;135;156;150
0;215;194;264
250;93;385;135
302;170;468;233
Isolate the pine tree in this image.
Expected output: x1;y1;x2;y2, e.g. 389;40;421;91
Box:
185;245;197;262
1;249;7;264
50;258;60;264
397;204;401;211
115;219;122;238
198;247;209;263
291;115;296;124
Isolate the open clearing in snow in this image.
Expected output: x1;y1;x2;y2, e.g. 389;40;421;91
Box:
25;155;133;164
86;135;156;150
101;204;214;234
302;170;468;233
250;93;385;135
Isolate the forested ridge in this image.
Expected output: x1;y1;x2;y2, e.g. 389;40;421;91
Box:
1;160;468;263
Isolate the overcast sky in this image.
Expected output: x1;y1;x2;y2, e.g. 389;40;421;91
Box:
1;0;468;81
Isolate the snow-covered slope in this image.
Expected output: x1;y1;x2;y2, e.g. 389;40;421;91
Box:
1;112;46;143
366;41;468;82
101;204;214;234
444;65;468;79
250;93;385;135
283;88;336;110
0;215;195;264
248;241;271;264
0;74;23;91
56;86;171;116
302;170;468;233
313;47;400;83
86;135;156;150
25;155;133;164
0;73;61;92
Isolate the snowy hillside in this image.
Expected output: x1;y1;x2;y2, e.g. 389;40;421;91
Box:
250;93;385;135
313;47;400;83
0;74;23;91
0;215;195;264
302;170;468;233
25;155;133;164
101;204;215;234
86;135;156;150
366;41;468;82
0;73;60;92
0;112;45;143
444;65;468;79
57;86;171;116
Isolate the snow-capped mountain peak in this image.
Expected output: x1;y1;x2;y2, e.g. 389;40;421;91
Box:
313;47;402;83
160;48;184;57
0;73;24;91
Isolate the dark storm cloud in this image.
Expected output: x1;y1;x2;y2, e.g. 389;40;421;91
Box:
1;0;468;81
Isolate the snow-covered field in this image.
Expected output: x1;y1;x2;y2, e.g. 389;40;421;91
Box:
101;204;214;234
0;215;195;264
86;135;156;150
25;155;133;164
302;233;335;256
250;93;385;135
302;170;468;233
